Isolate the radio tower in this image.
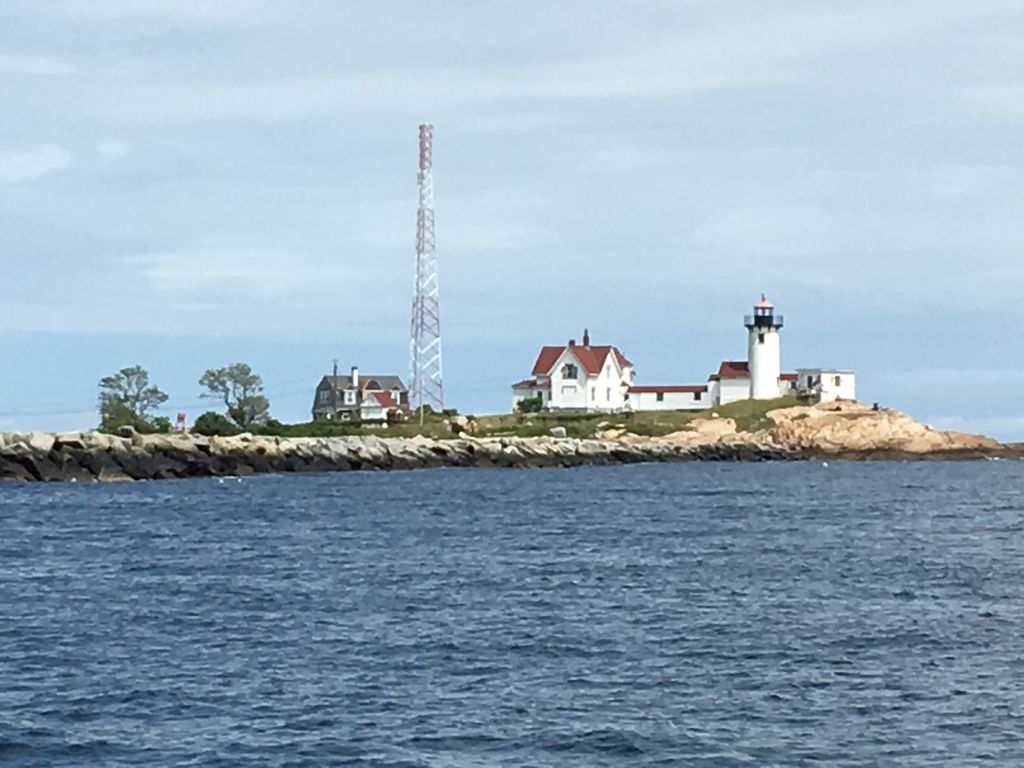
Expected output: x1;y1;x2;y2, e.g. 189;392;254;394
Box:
409;123;443;415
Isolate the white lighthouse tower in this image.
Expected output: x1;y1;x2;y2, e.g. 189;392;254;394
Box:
745;294;783;400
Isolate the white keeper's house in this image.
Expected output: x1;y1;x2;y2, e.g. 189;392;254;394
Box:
510;294;857;413
511;330;636;413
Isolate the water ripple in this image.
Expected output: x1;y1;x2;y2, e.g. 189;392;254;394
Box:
2;462;1024;765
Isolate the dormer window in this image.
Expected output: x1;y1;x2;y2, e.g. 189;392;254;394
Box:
561;363;578;379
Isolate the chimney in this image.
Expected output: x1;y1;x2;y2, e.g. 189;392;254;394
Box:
351;366;360;388
568;339;576;347
583;328;590;346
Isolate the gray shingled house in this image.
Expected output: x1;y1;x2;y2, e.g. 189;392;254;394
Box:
311;367;410;421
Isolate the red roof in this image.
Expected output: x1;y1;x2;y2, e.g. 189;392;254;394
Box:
628;385;707;394
531;342;633;376
531;347;561;375
709;360;749;381
371;391;397;408
511;378;543;389
779;372;797;381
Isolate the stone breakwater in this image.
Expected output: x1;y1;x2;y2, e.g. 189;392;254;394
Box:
0;430;801;482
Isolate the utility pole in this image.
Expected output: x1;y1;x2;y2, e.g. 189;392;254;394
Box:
331;358;338;419
409;123;444;420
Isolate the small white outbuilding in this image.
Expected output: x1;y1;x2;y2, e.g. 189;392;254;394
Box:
625;385;710;411
796;368;856;402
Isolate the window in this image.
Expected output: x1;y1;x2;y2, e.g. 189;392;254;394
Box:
345;390;356;404
591;387;596;400
605;387;611;401
319;390;331;404
561;363;578;379
834;375;842;386
539;391;545;402
758;333;765;344
656;392;664;402
693;392;701;401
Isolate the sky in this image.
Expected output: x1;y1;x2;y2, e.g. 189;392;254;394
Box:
1;1;1023;437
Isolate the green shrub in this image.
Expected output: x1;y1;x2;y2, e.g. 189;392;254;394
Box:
192;411;242;436
515;395;543;414
149;416;172;434
98;399;173;435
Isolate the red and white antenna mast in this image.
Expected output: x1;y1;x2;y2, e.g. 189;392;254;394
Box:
409;124;443;414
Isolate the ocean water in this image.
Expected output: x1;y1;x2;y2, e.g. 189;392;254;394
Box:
2;462;1023;766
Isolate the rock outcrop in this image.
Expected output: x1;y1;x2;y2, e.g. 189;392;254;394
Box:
762;400;1003;458
600;400;1010;460
0;432;800;482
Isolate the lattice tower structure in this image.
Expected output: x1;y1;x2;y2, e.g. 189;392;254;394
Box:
409;123;444;412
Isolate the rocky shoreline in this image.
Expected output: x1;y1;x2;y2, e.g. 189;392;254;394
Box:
0;430;803;482
2;403;1017;482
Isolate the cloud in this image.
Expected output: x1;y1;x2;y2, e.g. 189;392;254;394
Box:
927;414;1024;441
127;244;336;301
874;369;1024;389
2;0;1024;428
0;54;75;76
16;0;286;25
96;139;130;159
964;83;1024;121
0;145;72;182
114;240;406;334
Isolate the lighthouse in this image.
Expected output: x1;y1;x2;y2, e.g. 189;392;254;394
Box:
745;294;783;400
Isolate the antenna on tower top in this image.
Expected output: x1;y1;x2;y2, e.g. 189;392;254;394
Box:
409;124;443;419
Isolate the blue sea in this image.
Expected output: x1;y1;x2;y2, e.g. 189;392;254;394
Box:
2;462;1023;766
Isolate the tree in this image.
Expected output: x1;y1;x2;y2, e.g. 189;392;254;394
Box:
98;365;169;433
199;363;270;428
516;395;544;414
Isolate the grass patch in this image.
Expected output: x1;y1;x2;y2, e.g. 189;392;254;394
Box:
238;396;803;440
708;396;799;432
617;410;702;437
475;396;802;439
252;414;459;440
474;412;608;439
